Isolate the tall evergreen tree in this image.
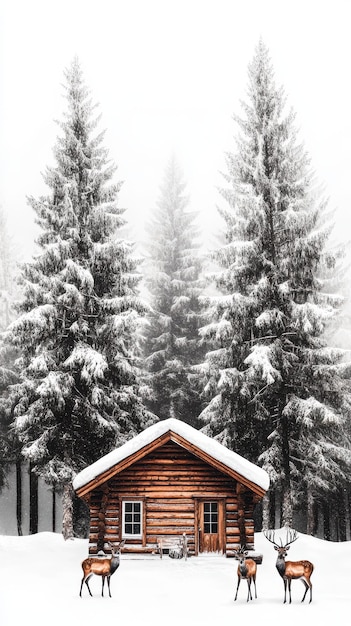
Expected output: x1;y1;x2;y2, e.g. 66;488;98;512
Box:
199;41;351;530
143;157;205;425
3;59;154;538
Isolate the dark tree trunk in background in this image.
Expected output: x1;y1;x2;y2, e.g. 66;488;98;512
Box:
52;489;56;533
16;460;22;536
344;488;351;541
62;482;74;540
262;490;276;530
313;501;319;536
322;500;331;541
73;491;90;538
269;490;276;529
337;489;347;542
280;412;293;527
29;461;38;534
306;487;316;535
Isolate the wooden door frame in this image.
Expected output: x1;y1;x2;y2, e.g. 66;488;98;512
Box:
194;497;226;554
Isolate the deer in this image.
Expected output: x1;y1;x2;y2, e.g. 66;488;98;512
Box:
263;528;314;603
79;541;125;598
233;545;257;602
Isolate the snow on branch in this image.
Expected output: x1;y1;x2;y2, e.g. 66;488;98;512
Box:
283;395;340;427
7;304;57;345
292;301;335;335
244;344;281;385
199;319;233;342
255;308;286;331
64;343;108;383
62;259;94;291
58;283;85;309
170;295;190;312
37;372;74;409
218;368;240;392
23;431;50;462
27;353;50;376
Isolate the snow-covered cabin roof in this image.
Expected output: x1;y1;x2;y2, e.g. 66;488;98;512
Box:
73;417;270;497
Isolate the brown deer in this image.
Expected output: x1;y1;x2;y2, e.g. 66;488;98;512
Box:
233;545;257;602
79;541;125;598
264;529;314;603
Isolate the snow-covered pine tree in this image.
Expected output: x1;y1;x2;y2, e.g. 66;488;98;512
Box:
143;157;205;425
3;58;154;539
199;40;351;530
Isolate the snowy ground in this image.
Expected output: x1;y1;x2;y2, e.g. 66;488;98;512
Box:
0;531;349;626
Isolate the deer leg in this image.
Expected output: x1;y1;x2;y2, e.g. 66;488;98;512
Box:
301;578;312;603
309;581;312;603
79;577;85;597
107;575;112;598
288;578;292;604
102;576;105;597
234;577;241;601
247;579;252;602
253;574;257;599
85;574;93;597
283;578;287;603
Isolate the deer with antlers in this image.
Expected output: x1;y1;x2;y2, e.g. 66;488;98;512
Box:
233;545;258;602
79;541;125;598
264;528;314;603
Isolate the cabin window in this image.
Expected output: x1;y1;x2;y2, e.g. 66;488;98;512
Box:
203;502;218;533
122;501;143;538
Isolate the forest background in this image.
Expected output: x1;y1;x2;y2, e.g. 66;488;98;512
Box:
1;0;351;541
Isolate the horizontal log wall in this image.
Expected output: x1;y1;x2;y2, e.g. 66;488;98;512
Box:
87;441;256;555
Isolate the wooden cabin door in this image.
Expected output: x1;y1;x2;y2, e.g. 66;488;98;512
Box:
198;500;224;553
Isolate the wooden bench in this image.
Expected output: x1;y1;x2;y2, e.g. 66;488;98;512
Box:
156;533;188;560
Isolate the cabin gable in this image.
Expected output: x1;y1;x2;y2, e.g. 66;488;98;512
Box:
76;429;265;499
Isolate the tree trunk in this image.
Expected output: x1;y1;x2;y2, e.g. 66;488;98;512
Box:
261;494;270;530
337;489;347;542
322;499;331;541
262;490;276;529
281;489;293;527
52;488;56;533
280;411;293;527
16;459;23;536
306;487;315;535
29;461;38;534
269;489;276;529
313;500;319;536
62;482;74;540
344;488;351;542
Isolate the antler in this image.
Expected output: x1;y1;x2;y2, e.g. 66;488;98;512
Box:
284;528;299;547
263;528;299;548
233;544;247;556
263;529;281;547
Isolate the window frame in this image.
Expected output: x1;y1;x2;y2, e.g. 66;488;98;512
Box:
203;501;219;534
122;500;143;539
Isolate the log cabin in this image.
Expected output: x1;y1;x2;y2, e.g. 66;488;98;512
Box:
73;418;269;557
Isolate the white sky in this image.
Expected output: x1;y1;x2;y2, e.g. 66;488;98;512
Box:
1;0;351;261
